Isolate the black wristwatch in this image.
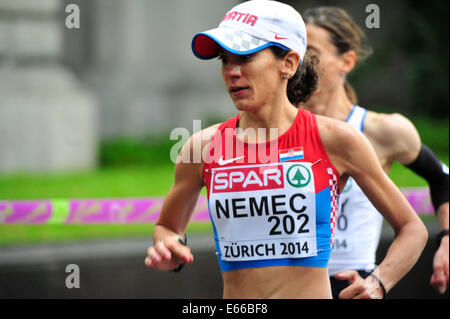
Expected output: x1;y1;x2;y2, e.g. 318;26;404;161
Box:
170;235;187;273
436;229;449;248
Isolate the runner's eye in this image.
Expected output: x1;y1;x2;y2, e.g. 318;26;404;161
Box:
238;54;252;62
218;54;228;64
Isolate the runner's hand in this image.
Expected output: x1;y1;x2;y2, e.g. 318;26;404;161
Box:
430;236;449;294
145;235;194;271
335;270;384;299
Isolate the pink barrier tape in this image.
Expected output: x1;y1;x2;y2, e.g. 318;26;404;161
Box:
0;197;210;225
400;187;434;216
0;188;433;224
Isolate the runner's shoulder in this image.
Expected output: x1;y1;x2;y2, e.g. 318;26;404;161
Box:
364;111;420;148
316;114;362;149
178;123;221;162
190;123;221;149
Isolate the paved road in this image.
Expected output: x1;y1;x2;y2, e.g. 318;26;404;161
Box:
0;234;215;267
0;222;447;299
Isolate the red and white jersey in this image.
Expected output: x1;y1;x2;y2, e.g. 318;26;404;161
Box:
203;109;340;272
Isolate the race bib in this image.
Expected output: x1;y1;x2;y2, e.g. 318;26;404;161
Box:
209;163;318;261
331;237;352;252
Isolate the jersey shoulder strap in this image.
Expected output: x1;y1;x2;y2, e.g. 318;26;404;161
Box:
345;105;368;132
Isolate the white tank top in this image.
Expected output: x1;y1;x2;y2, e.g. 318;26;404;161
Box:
328;106;384;276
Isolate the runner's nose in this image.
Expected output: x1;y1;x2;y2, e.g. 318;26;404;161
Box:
224;64;242;79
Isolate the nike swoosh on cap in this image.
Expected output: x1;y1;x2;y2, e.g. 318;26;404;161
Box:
275;34;289;40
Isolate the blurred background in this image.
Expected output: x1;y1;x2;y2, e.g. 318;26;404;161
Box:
0;0;448;299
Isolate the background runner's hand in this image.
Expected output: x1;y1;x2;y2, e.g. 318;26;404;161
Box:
430;235;449;294
145;235;194;271
335;270;384;299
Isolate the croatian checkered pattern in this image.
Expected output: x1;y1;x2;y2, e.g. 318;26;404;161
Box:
327;168;339;246
222;29;267;52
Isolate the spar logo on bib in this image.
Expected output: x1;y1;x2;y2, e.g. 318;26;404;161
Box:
212;164;285;193
286;164;311;188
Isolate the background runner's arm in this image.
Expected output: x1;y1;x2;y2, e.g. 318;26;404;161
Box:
380;114;448;226
382;114;448;294
405;144;449;215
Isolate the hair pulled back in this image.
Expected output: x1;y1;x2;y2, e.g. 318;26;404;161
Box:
303;7;373;104
270;46;320;106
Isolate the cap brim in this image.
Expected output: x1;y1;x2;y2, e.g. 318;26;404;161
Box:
192;27;273;60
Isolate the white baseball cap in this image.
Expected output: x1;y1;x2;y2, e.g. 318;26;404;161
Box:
192;0;307;63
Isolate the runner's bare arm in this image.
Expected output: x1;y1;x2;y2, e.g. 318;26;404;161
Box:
366;112;421;165
374;113;448;223
145;125;219;271
368;112;449;293
319;117;428;297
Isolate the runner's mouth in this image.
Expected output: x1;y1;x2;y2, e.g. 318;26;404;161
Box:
230;87;249;93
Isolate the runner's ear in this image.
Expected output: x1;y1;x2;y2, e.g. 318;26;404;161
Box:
339;50;357;75
282;50;301;76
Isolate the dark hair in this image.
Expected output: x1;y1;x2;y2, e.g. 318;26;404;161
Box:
270;46;319;106
303;7;373;104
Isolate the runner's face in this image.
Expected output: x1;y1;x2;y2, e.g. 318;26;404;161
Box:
305;25;345;98
219;48;284;111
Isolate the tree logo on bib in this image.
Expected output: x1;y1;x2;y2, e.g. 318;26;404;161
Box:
286;164;311;188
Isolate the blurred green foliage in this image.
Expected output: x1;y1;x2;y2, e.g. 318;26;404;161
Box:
411;116;449;154
99;135;177;167
292;0;449;119
394;1;449;117
98;115;448;168
0;166;176;200
353;0;448;118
